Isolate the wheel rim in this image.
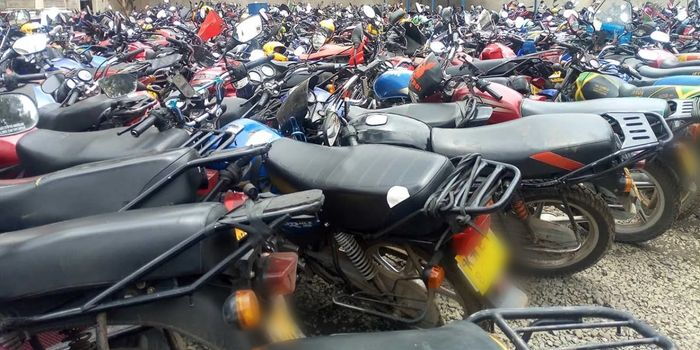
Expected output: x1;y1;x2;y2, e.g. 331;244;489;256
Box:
520;199;600;269
614;169;666;234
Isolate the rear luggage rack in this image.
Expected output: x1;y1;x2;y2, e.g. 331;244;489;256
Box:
180;127;234;156
531;112;673;187
424;154;522;217
467;306;677;350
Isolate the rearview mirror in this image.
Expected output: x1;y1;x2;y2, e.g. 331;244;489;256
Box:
429;41;446;54
13;34;49;55
41;74;63;94
361;5;376;19
235;15;263;43
441;7;453;22
0;93;39;136
650;30;670;43
98;74;138;98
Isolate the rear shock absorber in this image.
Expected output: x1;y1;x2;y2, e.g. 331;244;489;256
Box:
333;232;378;281
512;193;530;220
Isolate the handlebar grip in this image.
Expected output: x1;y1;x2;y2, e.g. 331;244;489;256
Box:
130;115;156;137
478;79;502;101
13;72;47;82
622;64;643;80
120;48;145;61
243;55;273;70
67;89;80;105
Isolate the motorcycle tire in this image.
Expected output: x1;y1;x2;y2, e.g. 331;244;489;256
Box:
614;161;681;243
494;186;614;277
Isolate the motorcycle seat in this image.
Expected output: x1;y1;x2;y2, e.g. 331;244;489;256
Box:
636;65;700;78
0;148;202;232
37;94;114;131
0;203;229;301
347;100;470;128
219;97;255;126
266;138;454;233
520;98;669;118
452;58;518;76
17;127;190;176
261;320;501;350
431;114;617;179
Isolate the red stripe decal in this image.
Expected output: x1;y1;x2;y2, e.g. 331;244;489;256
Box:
530;151;584;171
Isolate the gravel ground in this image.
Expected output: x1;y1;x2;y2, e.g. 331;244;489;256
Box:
294;216;700;348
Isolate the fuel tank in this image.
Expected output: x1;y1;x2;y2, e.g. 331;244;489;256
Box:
349;113;430;150
575;72;700;100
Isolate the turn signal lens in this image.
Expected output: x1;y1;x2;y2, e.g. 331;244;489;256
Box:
623;171;634;193
689;123;700;141
222;290;261;329
235;290;260;329
427;266;445;289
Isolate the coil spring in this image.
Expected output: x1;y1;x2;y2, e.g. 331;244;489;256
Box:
334;232;377;281
512;199;529;220
0;332;23;350
60;328;94;350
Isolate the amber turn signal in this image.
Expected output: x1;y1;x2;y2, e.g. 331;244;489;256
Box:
427;266;445;290
222;289;261;330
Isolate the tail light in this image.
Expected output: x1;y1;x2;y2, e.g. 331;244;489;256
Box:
426;266;445;289
451;214;491;257
261;252;298;296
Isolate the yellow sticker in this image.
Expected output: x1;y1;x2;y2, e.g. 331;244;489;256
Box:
235;228;248;241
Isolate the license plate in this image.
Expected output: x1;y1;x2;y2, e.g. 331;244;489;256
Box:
454;230;507;295
678;143;698;176
265;296;304;342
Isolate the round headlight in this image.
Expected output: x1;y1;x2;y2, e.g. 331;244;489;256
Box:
312;32;327;50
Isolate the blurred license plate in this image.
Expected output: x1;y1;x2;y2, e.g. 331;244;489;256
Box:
454;230;507;295
678;144;698;176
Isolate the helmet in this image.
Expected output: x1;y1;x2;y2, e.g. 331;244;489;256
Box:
408;54;443;101
20;22;41;34
198;5;214;21
319;19;335;34
263;41;288;61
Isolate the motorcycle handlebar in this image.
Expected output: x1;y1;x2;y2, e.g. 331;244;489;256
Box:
621;64;642;80
118;48;145;62
131;115;156;137
476;79;502;101
243;55;274;71
11;72;48;82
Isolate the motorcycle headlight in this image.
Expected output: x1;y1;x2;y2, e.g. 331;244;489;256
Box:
312;32;327;50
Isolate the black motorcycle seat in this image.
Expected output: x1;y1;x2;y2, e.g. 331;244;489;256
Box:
347;100;469;128
431;114;617;179
449;58;517;76
219;97;255;126
520;98;669;118
37;94;114;131
0;148;202;232
17;127;190;176
266;138;454;233
262;320;501;350
637;65;700;78
0;203;229;301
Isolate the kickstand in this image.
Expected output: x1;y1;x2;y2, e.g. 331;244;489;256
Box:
96;313;109;350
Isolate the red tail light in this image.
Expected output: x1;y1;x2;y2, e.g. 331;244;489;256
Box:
451;214;491;256
261;252;298;296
